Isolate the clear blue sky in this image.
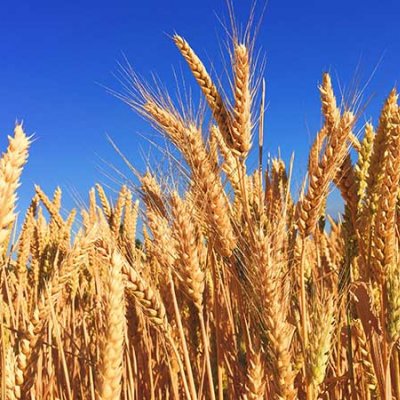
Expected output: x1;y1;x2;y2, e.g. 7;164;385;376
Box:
1;0;399;216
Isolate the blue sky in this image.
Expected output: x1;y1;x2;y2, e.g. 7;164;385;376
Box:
1;0;400;217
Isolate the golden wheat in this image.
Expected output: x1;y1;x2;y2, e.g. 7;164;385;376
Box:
2;17;400;400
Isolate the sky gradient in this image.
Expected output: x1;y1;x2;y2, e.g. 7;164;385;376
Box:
1;0;400;216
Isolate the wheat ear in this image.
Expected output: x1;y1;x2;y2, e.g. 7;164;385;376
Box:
296;111;354;237
232;43;251;158
368;92;400;283
96;251;125;400
307;295;335;398
34;185;64;228
95;184;112;220
243;348;266;400
0;124;31;256
173;34;232;144
170;192;205;310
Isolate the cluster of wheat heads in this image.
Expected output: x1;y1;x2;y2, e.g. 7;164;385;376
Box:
2;31;400;400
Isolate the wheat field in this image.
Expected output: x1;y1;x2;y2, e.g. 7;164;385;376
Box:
1;20;400;400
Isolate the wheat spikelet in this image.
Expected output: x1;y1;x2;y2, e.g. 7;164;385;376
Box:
28;207;47;294
297;111;354;237
0;124;31;256
353;319;378;396
141;101;235;256
307;295;335;395
34;185;64;228
307;127;327;177
368;107;400;343
320;74;360;226
185;125;236;256
87;186;97;223
124;197;138;243
387;263;400;343
123;259;169;331
140;172;167;218
140;174;176;274
52;186;62;212
232;43;251;158
242;349;266;400
319;73;341;130
296;74;354;237
5;346;17;400
355;123;375;211
122;192;139;260
147;207;176;270
265;158;290;222
143;106;236;257
143;100;187;149
208;126;220;171
96;184;112;220
211;124;241;192
250;227;296;399
96;251;125;400
173;34;232;144
64;208;76;230
110;185;127;235
370;107;400;282
170;192;205;310
15;206;35;286
13;308;40;399
364;89;398;218
334;154;359;223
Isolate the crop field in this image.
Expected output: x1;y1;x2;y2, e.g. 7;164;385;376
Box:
1;11;400;400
